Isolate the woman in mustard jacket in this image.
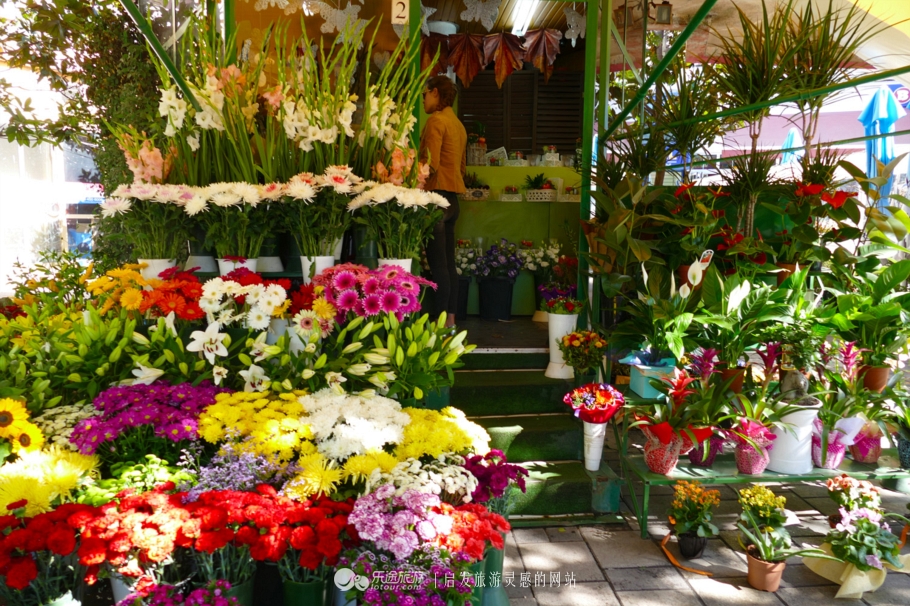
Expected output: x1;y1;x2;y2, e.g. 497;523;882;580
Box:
419;75;467;328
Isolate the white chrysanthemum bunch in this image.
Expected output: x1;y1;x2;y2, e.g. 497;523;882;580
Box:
199;277;288;330
518;242;561;274
298;389;411;461
455;247;477;277
364;454;478;503
32;403;96;451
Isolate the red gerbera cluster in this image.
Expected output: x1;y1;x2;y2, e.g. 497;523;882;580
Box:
431;503;509;561
0;502;96;591
141;268;205;321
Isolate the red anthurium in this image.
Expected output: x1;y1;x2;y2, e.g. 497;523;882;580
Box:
795;182;825;197
674;182;695;200
822;190;854;209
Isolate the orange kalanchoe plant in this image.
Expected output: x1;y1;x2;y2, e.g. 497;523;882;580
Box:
667;480;721;538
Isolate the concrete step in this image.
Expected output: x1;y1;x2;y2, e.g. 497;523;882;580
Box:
472;414;582;463
452;370;573;416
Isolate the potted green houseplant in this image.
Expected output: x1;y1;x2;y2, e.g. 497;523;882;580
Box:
666;480;721;559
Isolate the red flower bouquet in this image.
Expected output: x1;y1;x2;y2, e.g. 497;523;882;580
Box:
563;383;625;424
432;503;510;561
0;502;97;604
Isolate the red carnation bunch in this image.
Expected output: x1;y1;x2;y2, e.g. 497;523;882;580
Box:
431;503;509;561
0;501;97;602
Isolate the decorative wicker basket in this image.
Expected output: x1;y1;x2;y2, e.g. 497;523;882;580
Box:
558;192;581;203
460;188;490;201
505;159;529;167
466;144;487;166
525;189;557;202
500;193;523;202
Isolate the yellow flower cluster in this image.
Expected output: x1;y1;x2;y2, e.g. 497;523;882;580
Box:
198;391;314;462
13;263;94;307
395;407;490;460
86;264;149;314
0;446;98;516
738;485;786;519
7;313;74;353
0;398;46;453
670;480;720;513
342;451;399;483
282;453;344;501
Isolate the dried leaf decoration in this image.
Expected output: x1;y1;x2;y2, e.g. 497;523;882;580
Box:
483;33;525;89
421;33;449;76
523;29;563;83
447;33;485;88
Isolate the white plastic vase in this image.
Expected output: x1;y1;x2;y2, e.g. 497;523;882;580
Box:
257;255;284;272
378;259;413;272
532;310;549;323
137;258;177;282
267;318;305;354
767;405;821;474
185;255;217;273
301;255;335;284
217;258;258;275
583;421;607;471
545;312;578;379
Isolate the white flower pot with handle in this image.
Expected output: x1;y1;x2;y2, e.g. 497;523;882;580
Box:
301;255;335;284
545;312;578;379
137;258;177;282
583;421;607;471
185;255;217;273
767;404;821;474
378;259;413;272
218;258;258;275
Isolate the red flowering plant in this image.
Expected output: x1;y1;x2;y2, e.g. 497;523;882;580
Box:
432;503;510;560
0;501;97;605
462;450;529;517
139;267;207;323
543;295;584;315
656;184;730;269
628;371;711;447
563;383;625;424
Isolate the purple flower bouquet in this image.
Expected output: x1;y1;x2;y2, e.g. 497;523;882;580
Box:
71;381;227;466
462;450;528;516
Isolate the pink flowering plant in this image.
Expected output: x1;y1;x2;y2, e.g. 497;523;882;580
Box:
70;382;227;468
825;507;909;572
826;474;882;512
462;450;529;516
120;579;241;606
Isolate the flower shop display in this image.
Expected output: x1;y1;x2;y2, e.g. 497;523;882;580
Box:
557;331;608;384
521;242;562;322
563;383;625;471
544;295;584;380
731;419;776;475
81;454;191;507
766;371;822;474
460;172;491;200
0;445;98;516
812;342;870;469
454;243;478;321
475;239;523;322
522;173;557;202
666;480;720;559
501;185;522;202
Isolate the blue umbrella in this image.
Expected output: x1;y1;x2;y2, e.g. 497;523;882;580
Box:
779;127;804;165
858;86;907;201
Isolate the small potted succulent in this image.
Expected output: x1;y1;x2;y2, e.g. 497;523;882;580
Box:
666;480;720;559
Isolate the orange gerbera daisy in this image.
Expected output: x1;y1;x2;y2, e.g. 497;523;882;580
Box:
140;290;162;314
180;282;203;300
157;293;186;316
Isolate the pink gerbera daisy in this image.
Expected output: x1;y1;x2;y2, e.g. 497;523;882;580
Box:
380;292;401;313
363;294;382;315
333;271;357;291
399;294;416;312
337;289;360;311
362;277;381;296
397;279;418;293
379;266;401;281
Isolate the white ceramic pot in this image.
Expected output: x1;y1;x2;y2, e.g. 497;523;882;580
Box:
137;258;177;282
256;256;284;272
301;255;335;284
377;259;413;272
185;255;218;273
110;574;135;604
217;258;258;276
545;312;578;379
532;310;549;323
583;421;607;471
767;405;821;474
267;318;305;354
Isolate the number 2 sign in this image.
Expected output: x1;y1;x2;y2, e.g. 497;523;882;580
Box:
391;0;408;24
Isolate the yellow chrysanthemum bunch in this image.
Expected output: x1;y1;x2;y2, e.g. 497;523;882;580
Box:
197;390;314;462
395;407;490;460
282;452;345;501
0;398;46;453
0;445;98;516
86;264;149;314
342;451;400;483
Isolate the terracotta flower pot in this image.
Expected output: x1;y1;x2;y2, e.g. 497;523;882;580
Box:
775;263;797;286
735;443;771;474
678;532;708;559
746;552;786;592
860;365;891;394
718;366;746;393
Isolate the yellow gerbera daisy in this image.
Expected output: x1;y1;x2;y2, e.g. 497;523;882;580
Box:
312;298;336;320
120;288;144;311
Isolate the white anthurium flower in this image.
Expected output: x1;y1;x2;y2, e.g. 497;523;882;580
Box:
679;284;692;299
670;272;677;298
239;364;270;392
688;262;704;287
131;364;165;385
186;322;229;365
641;263;649;289
212;366;228;386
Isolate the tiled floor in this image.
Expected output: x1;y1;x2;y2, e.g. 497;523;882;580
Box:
501;479;910;605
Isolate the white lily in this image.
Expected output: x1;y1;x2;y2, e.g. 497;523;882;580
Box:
131;364;165;386
212;365;228;386
149;311;178;338
186;322;228;365
239;364;270;392
347;364;372;376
